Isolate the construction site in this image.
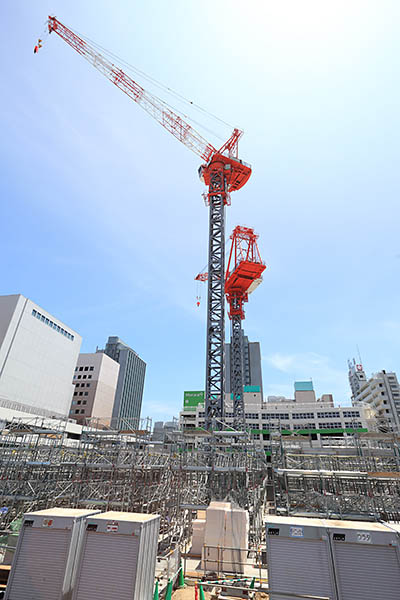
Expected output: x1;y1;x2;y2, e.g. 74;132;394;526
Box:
1;7;400;600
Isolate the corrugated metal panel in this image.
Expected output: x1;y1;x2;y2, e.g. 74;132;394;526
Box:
7;527;70;600
268;537;336;600
74;533;139;600
134;518;160;600
333;543;400;600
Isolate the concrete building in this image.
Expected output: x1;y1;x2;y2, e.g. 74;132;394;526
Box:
180;381;374;447
349;360;400;431
101;336;146;428
69;352;120;424
225;331;263;397
0;294;81;417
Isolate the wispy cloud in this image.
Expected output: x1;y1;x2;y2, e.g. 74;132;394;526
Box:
263;351;351;405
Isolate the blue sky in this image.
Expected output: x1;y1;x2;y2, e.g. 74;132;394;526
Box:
1;1;400;420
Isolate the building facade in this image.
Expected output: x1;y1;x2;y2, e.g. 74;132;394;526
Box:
0;294;81;417
70;352;120;424
181;381;374;448
101;336;146;428
225;331;263;396
349;361;400;431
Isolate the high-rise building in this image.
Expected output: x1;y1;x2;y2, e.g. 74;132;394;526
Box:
225;331;263;397
101;336;146;428
349;360;400;431
0;294;81;417
69;352;120;424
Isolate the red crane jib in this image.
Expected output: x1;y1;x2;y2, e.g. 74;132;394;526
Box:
47;15;252;193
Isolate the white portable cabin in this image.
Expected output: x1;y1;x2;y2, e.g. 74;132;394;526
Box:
328;520;400;600
72;511;160;600
5;508;100;600
265;516;337;600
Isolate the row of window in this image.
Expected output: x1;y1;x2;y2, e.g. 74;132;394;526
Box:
32;309;74;340
75;366;94;372
318;422;343;429
74;391;89;396
72;400;87;405
74;374;92;380
293;412;315;419
343;410;360;418
75;383;90;388
345;421;362;428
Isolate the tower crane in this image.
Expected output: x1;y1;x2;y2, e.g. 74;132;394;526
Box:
196;226;266;427
42;17;251;429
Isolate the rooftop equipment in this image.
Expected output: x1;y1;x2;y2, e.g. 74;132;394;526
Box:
5;508;100;600
72;511;160;600
266;516;400;600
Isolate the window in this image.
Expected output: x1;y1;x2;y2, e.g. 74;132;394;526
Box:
343;411;360;418
79;367;83;371
74;409;79;414
79;392;83;396
77;400;81;405
86;383;90;388
89;366;94;371
318;422;342;429
31;309;74;340
73;392;77;396
293;412;315;420
245;413;259;419
84;392;88;396
83;400;87;405
83;375;87;379
78;375;81;379
88;375;92;379
345;421;362;428
379;383;383;387
32;309;37;316
80;409;84;414
381;392;385;396
84;366;89;371
75;367;78;372
317;411;340;419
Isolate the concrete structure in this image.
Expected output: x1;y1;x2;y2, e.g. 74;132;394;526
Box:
0;294;81;417
349;361;400;431
70;352;120;424
100;336;146;428
181;381;374;446
225;331;263;397
152;419;179;443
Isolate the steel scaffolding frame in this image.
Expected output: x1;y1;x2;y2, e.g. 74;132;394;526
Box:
271;433;400;520
0;418;269;547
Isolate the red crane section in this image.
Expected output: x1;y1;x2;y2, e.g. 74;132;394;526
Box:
46;16;251;194
225;226;266;320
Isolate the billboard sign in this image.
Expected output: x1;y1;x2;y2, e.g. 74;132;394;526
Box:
183;391;204;411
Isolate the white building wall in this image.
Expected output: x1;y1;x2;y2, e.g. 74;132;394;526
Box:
0;295;81;417
70;352;119;422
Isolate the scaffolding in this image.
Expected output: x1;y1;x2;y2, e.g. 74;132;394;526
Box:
0;418;269;550
271;432;400;520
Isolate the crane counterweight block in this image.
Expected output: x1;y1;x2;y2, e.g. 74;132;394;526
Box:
198;154;251;196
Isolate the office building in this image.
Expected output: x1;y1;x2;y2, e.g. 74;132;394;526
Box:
180;381;374;447
70;352;120;424
225;331;263;397
349;360;400;431
101;336;146;428
0;294;81;417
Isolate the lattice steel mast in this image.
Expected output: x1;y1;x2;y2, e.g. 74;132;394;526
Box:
44;17;252;429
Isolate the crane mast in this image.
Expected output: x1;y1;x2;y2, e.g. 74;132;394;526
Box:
196;226;266;428
45;17;252;429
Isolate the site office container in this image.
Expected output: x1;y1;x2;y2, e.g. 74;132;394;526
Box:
72;511;160;600
327;520;400;600
5;508;101;600
265;516;338;600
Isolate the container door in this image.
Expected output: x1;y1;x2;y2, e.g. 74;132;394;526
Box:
267;537;337;600
74;533;140;600
7;527;70;600
333;543;400;600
